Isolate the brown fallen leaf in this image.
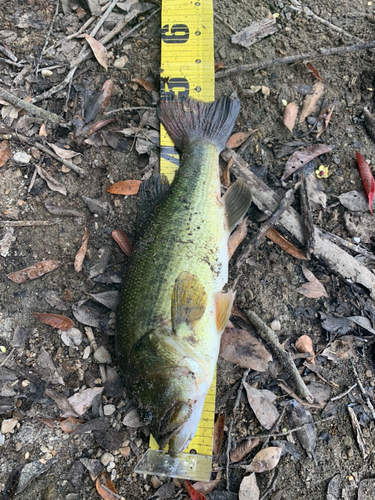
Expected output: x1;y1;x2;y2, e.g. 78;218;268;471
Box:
243;382;279;430
266;228;307;260
74;227;89;272
192;472;221;495
48;143;81;160
282;102;298;133
228;218;247;259
39;123;48;137
299;81;324;124
246;447;282;473
220;327;271;371
84;34;108;70
316;104;334;138
36;164;67;196
295;334;315;365
231;304;251;325
131;78;156;92
112;229;132;256
67;387;104;416
305;171;327;208
60;416;85;434
239;473;259;500
32;312;74;330
8;260;61;283
296;266;328;299
99;79;114;113
281;143;332;181
87;119;116;136
39;417;62;429
306;62;323;81
0;140;11;167
106;179;141;195
230;438;260;463
213;413;225;455
363;107;375;143
222;157;232;188
96;472;121;500
227;131;255;149
215;62;225;72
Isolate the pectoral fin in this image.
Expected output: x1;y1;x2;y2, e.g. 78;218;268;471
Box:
222;179;252;232
214;289;235;333
172;271;207;330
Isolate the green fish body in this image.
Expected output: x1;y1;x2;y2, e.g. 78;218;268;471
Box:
116;97;252;456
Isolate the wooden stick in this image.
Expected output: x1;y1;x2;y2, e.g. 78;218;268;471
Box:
298;171;315;258
215;40;375;79
0;220;58;227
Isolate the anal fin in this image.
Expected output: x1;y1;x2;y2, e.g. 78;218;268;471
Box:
214;290;235;334
172;272;207;330
222;179;252;232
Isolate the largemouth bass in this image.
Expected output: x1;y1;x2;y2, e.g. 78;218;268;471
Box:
116;97;252;456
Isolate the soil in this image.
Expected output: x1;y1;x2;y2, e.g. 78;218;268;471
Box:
1;1;375;499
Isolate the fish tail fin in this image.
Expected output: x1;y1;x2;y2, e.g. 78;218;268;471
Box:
158;97;240;151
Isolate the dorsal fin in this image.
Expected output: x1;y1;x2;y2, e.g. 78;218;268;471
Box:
136;173;170;232
171;272;207;330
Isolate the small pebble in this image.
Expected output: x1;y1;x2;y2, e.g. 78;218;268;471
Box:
353;237;361;244
119;446;131;457
151;476;162;489
1;418;18;434
94;346;112;364
101;452;114;466
82;346;91;359
13;151;31;164
270;319;281;331
61;328;82;348
103;404;116;416
114;55;128;68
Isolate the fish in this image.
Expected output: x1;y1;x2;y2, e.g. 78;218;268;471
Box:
116;96;252;456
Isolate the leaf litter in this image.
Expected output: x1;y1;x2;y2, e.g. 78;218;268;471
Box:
296;266;328;299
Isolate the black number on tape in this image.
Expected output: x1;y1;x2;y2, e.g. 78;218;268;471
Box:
161;24;189;43
161;77;190;100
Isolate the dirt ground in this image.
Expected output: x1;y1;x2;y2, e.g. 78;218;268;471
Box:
1;0;375;499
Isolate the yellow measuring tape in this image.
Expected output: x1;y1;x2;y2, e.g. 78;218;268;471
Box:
135;0;216;481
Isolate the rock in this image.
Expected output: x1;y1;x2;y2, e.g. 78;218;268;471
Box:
103;404;116;416
94;346;112;364
100;452;114;466
270;319;281;331
1;418;18;434
151;476;162;489
13;151;31;164
60;328;82;347
82;346;91;359
119;446;130;457
114;55;128;68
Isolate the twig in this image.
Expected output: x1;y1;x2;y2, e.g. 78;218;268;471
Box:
0;86;62;124
0;348;15;368
347;406;368;459
235;186;294;268
0;57;24;68
104;106;156;115
261;407;286;450
278;381;321;409
215;40;375;79
111;7;161;47
252;415;336;441
0;220;58;227
351;360;375;421
290;0;364;43
226;368;250;491
331;383;357;401
245;310;313;403
35;0;60;75
84;327;107;383
0;44;17;62
213;12;237;34
14;133;86;176
259;469;280;500
322;232;375;259
298;171;314;258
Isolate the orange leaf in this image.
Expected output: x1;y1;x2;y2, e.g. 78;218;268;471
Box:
100;79;114;112
182;480;207;500
295;334;315;365
131;78;156;92
316;104;334;138
87;119;116;136
215;62;225;72
282;102;298;133
74;227;89;272
112;229;132;256
106;179;141;195
306;62;323;81
84;34;108;70
32;312;75;330
0;140;11;167
266;228;307;260
299;81;324;124
7;260;61;283
213;413;225;455
60;416;85;434
192;472;221;495
230;438;260;463
227;131;255;149
356;151;375;215
96;473;121;500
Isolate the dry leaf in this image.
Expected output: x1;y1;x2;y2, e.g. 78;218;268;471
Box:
48;143;80;160
213;413;225;455
299;81;324;123
87;119;116;136
0;140;11;167
231;18;278;48
239;473;259;500
45;387;78;416
131;78;156;92
36;165;67;196
84;34;108;70
305;171;327;208
282;102;298;133
295;334;315;364
220;328;272;371
287;400;317;462
338;190;371;212
228;218;247;259
122;408;144;428
32;312;74;330
68;387;104;416
106;180;141;195
247;447;282;473
356;151;375;215
96;472;121;500
39;123;47;137
306;62;323;81
74;227;89;272
192;475;221;496
231;304;251;324
227;131;255;149
266;228;307;260
99;79;114;113
296;266;328;299
222;157;232;188
243;382;279;430
8;260;61;283
281;143;332;180
182;480;207;500
230;438;260;463
316;104;334;137
215;62;225;72
111;229;132;256
60;416;85;434
0;227;16;257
